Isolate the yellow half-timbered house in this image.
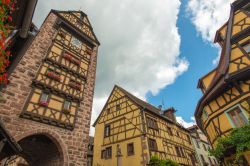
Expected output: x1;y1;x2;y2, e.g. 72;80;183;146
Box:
195;0;250;165
93;85;198;166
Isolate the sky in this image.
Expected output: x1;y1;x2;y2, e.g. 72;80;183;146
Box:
33;0;234;135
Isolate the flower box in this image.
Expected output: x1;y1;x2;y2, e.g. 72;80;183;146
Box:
63;53;80;66
47;71;60;81
63;53;72;61
62;109;71;114
68;82;81;91
39;101;48;107
71;58;81;66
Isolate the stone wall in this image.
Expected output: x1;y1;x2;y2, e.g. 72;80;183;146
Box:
0;12;98;166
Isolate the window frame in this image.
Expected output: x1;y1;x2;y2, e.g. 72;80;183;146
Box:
167;127;173;136
63;100;71;111
175;146;181;157
106;147;112;159
225;104;248;128
127;143;135;156
101;150;106;159
148;138;158;151
104;124;111;137
40;92;49;103
146;117;158;130
243;43;250;53
116;104;121;111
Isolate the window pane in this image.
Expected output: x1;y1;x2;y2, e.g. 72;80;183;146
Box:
228;107;248;127
237;110;248;126
63;100;71;110
243;44;250;53
40;93;48;102
104;125;110;137
127;143;134;155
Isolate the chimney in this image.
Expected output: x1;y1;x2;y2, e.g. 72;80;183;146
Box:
162;107;177;122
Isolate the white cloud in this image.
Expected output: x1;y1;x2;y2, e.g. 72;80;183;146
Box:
33;0;189;136
186;0;234;42
186;0;234;65
176;116;196;128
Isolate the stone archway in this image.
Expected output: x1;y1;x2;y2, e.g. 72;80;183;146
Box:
8;130;68;166
17;134;63;166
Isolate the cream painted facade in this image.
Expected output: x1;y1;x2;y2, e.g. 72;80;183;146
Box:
189;126;218;166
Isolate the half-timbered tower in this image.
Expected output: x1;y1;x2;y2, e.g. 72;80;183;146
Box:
0;9;99;166
93;85;198;166
195;0;250;165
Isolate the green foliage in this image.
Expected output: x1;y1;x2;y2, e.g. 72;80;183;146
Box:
209;121;250;162
149;155;179;166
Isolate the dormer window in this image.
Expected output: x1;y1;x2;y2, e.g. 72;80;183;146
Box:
39;92;49;107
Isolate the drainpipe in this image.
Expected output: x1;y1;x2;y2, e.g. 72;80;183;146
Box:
19;0;38;38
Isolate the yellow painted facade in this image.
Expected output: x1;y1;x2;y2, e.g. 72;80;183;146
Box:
21;11;98;130
196;0;250;165
93;86;198;166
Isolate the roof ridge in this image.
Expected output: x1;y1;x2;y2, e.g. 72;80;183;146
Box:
115;85;160;111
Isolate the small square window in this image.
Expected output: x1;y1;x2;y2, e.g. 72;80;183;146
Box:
127;143;134;156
